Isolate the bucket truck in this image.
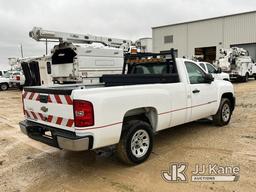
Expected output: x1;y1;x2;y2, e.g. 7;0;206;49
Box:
29;27;134;84
218;47;256;82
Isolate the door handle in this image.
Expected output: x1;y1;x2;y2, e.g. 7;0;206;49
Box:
192;89;200;94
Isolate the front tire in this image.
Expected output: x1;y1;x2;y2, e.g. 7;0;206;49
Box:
213;98;232;126
116;120;154;165
0;83;9;91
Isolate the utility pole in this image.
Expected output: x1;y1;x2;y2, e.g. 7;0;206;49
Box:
20;43;24;58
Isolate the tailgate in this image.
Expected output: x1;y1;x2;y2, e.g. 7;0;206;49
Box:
22;89;75;132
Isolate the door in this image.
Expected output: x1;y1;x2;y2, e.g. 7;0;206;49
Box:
185;61;218;121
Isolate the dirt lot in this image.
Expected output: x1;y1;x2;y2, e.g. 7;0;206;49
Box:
0;81;256;192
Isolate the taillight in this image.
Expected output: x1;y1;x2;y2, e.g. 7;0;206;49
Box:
16;75;20;80
73;100;94;127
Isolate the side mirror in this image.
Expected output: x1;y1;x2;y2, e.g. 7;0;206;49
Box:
204;74;214;83
216;67;222;73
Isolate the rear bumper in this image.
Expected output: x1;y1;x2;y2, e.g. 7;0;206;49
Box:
19;120;93;151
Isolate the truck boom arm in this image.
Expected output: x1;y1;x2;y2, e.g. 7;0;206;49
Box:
29;27;133;50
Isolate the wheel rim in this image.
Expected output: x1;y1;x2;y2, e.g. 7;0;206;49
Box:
131;129;150;158
1;84;7;90
222;103;230;122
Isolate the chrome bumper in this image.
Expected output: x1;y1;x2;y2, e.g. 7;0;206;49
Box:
57;137;90;151
19;120;92;151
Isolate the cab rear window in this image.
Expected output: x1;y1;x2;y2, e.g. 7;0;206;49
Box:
129;62;176;75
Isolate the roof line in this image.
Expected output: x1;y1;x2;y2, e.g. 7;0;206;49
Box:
152;10;256;29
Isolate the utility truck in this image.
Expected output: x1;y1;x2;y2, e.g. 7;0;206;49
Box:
19;50;235;164
29;27;134;84
218;47;256;82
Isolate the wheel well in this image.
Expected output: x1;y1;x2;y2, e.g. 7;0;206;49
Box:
123;107;158;132
222;93;235;111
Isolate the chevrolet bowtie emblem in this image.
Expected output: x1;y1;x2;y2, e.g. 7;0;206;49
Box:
41;106;48;113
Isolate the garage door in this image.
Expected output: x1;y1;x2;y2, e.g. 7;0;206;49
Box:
231;43;256;62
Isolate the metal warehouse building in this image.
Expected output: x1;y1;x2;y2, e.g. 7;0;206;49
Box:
152;10;256;63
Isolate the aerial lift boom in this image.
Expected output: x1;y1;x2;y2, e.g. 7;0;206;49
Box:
29;27;133;51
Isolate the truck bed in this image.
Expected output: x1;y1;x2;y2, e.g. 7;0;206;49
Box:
24;73;180;94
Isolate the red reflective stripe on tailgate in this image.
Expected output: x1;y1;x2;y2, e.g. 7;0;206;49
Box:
25;110;30;118
23;91;28;99
47;115;53;122
54;95;62;104
30;111;37;119
65;95;73;105
56;117;63;125
48;95;52;103
66;119;74;127
38;113;44;120
29;92;35;100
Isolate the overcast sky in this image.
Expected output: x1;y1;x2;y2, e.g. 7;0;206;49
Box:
0;0;256;69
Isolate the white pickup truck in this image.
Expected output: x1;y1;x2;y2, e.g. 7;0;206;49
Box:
19;51;235;164
198;62;230;81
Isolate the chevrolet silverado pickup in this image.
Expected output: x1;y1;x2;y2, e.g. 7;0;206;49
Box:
19;50;235;164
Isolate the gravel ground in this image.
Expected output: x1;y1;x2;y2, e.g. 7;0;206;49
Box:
0;81;256;192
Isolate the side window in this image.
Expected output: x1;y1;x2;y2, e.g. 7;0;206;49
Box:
0;71;2;76
206;63;216;73
185;62;206;84
199;63;206;71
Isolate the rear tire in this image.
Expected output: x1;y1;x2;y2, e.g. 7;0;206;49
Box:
0;83;9;91
116;120;154;165
213;98;232;126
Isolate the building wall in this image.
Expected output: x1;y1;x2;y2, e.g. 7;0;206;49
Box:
152;11;256;60
152;24;188;57
187;18;223;59
223;12;256;47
